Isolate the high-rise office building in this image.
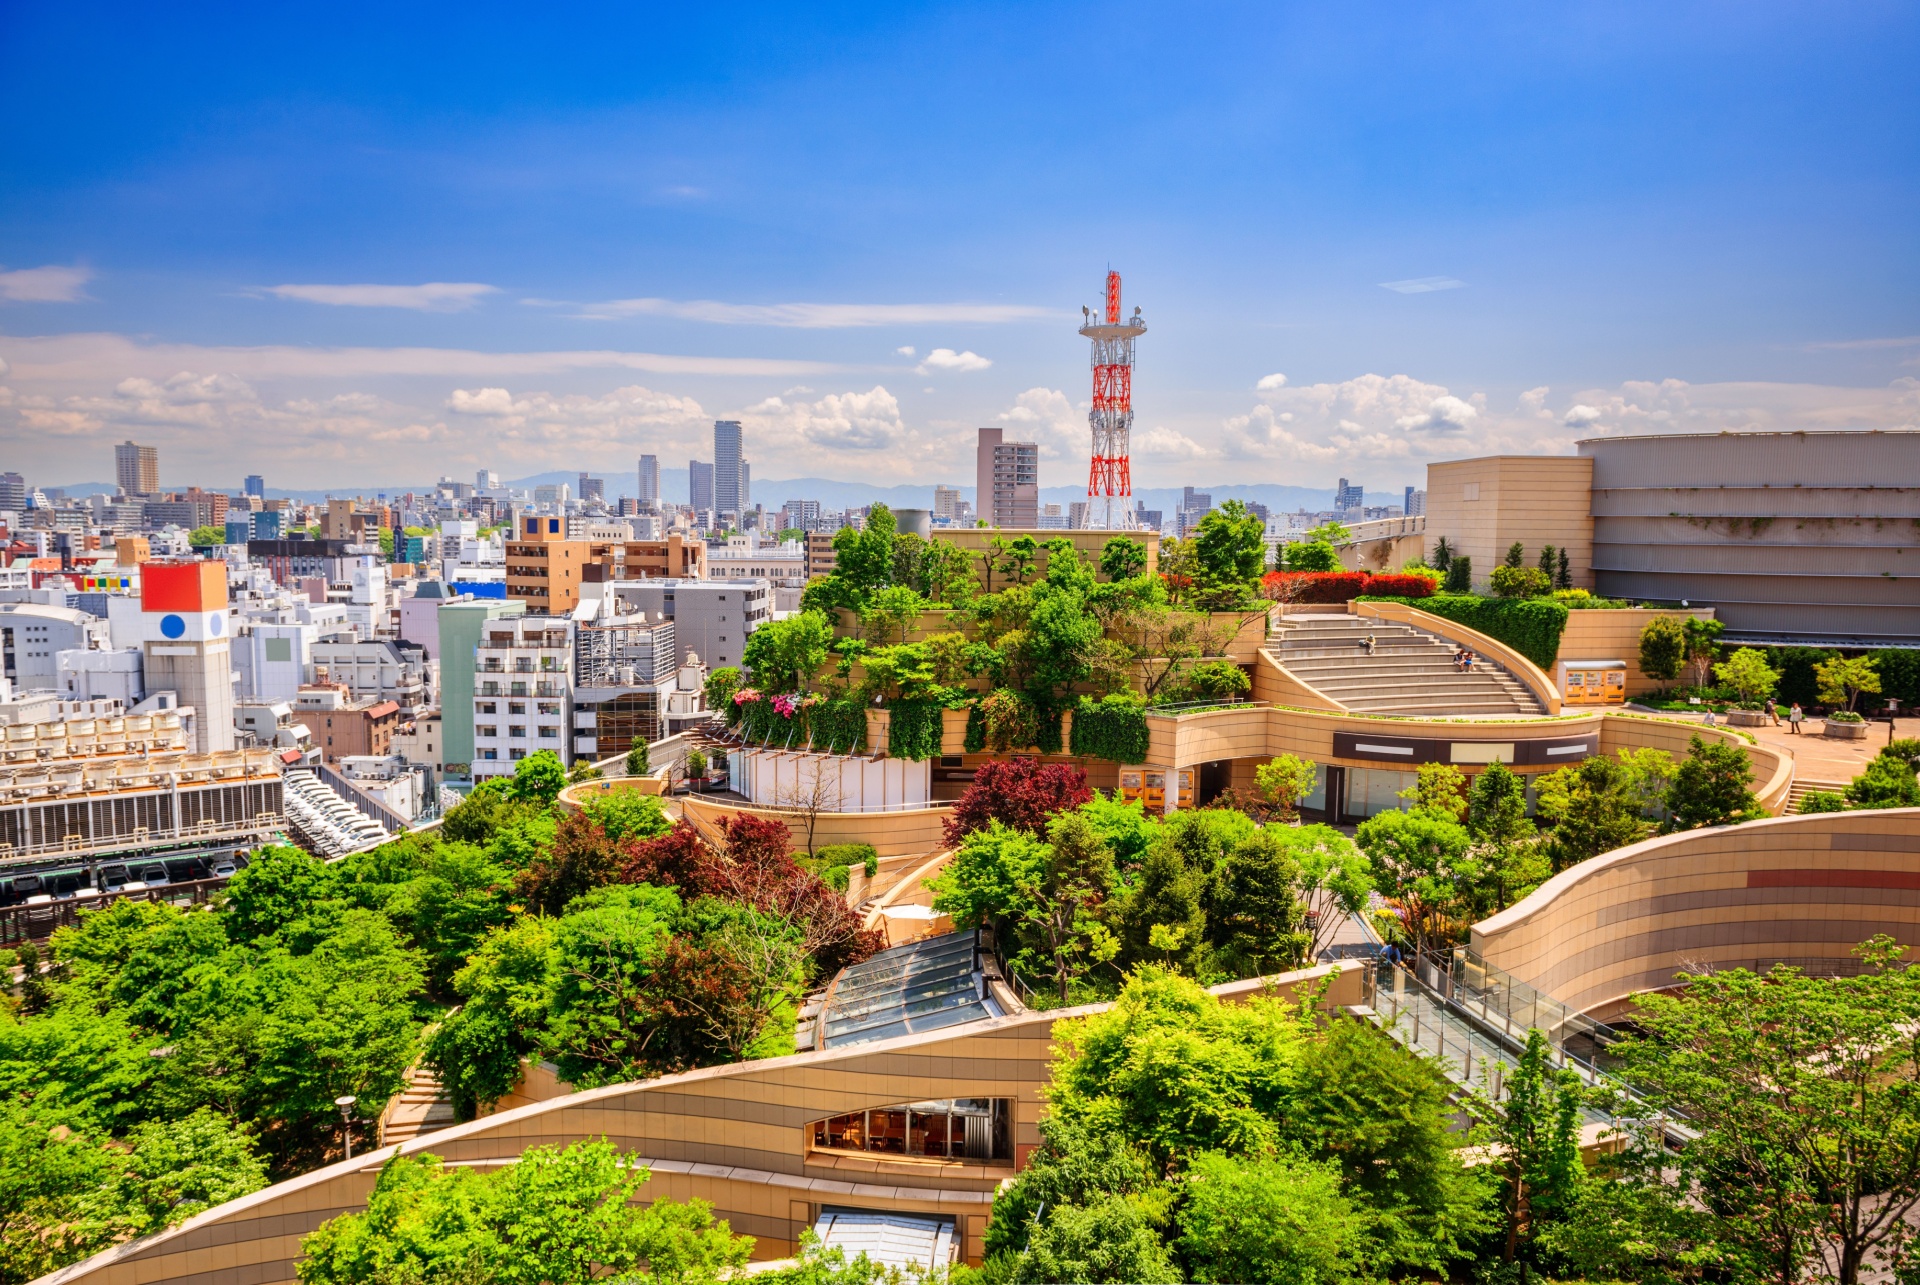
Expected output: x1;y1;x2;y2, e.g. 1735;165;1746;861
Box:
740;460;750;512
1404;486;1426;517
0;473;24;511
637;455;660;508
713;420;744;515
689;460;714;513
1335;478;1364;511
975;428;1039;528
476;469;500;491
116;441;159;496
780;499;821;532
578;473;605;502
243;474;265;499
933;485;960;520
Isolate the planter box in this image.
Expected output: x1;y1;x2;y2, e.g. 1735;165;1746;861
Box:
1726;710;1770;728
1823;720;1871;740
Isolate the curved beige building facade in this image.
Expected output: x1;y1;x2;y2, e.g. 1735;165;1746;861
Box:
1473;809;1920;1021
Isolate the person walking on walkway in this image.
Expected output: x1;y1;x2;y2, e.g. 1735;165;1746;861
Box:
1789;702;1804;734
1703;706;1717;728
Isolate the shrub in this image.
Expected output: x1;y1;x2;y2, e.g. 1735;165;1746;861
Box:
705;667;741;724
1798;790;1848;814
1443;555;1472;593
1490;564;1552;599
886;697;945;761
623;742;649;777
1181;660;1251;702
1846;755;1920;810
978;688;1042;751
1826;710;1866;724
1070;695;1150;763
811;843;879;877
1356;593;1570;670
1261;571;1432;603
963;701;987;752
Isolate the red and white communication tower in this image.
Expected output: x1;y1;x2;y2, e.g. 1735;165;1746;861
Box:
1079;270;1146;529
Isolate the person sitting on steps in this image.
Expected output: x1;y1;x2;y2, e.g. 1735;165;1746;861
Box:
1363;633;1377;656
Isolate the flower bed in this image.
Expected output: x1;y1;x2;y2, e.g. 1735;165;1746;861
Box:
1264;571;1435;603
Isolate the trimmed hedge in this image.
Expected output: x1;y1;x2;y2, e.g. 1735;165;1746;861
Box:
1357;593;1570;669
1264;571;1436;603
886;697;945;762
1070;695;1150;763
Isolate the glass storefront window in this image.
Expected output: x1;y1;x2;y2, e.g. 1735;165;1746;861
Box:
808;1099;1012;1163
1348;768;1418;819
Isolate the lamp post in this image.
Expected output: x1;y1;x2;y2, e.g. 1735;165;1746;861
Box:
1886;699;1902;747
335;1095;358;1160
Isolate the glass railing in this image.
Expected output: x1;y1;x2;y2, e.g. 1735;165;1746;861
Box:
1449;946;1626;1072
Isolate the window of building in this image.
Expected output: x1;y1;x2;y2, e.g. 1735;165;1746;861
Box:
538;702;560;716
476;702;496;714
480;748;498;760
476;725;497;738
509;748;525;761
809;1100;1011;1164
509;725;527;739
538;727;559;739
509;702;526;715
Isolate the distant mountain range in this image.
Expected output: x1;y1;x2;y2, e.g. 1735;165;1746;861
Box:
48;472;1349;515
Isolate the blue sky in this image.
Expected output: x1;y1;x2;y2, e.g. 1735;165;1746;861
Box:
1;1;1916;494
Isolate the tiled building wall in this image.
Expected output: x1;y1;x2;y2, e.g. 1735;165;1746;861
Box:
46;964;1362;1285
1472;811;1920;1020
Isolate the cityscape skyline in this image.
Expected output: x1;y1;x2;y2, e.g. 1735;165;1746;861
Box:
2;6;1916;490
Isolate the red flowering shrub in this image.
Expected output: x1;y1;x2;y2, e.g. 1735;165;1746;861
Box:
1361;573;1436;598
1261;570;1433;603
941;758;1093;847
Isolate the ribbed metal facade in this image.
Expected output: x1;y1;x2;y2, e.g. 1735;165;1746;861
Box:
1580;431;1920;646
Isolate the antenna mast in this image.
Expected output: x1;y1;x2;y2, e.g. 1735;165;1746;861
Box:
1079;270;1145;529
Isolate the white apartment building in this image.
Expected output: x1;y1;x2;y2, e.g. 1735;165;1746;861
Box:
312;636;430;709
703;532;807;585
470;616;574;781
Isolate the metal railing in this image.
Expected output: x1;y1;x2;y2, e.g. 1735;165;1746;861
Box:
0;878;227;947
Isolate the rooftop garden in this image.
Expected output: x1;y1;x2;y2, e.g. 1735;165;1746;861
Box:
722;504;1279;762
0;751;880;1281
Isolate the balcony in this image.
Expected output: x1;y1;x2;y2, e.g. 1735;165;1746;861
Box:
479;682;502;697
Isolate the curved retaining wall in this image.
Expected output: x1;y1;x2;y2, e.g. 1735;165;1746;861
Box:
678;795;954;859
1472;810;1920;1020
41;963;1364;1285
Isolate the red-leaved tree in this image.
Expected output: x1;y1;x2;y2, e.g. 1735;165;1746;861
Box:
941;759;1093;847
615;817;881;975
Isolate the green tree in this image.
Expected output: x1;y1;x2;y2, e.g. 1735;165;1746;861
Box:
1030;812;1121;1001
298;1140;753;1285
1431;536;1453;571
1556;547;1572;590
830;504;898;604
1608;938;1920;1285
1665;733;1761;830
741;610;833;692
504;750;569;806
1402;761;1469;822
1099;536;1148;582
1284;826;1374;959
1191;500;1266;605
1444;554;1473;593
1536;754;1654;872
1281;539;1340;573
1177;1151;1363;1285
1637;615;1687;688
1254;753;1317;822
1117;842;1208;973
703;667;740;718
1505;541;1526;568
1355;807;1475;956
1494;1029;1585;1267
1846;750;1920;810
1201;829;1306;974
1816;654;1882;714
1714;646;1781;706
91;1109;269;1244
189;524;225;547
1536;543;1557;580
1179;658;1250;703
1468;761;1529;846
857;585;924;647
0;1103;116;1283
625;741;650;777
1010;1196;1181;1284
1682;616;1725;687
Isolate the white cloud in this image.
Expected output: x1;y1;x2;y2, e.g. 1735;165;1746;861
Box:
537;297;1055;327
895;346;916;357
1256;373;1288;391
0;265;92;303
1379;276;1465;294
0;357;10;379
1563;403;1602;427
916;348;991;375
263;282;499;311
741;386;909;453
1395;394;1479;434
996;387;1085;461
0;332;838;382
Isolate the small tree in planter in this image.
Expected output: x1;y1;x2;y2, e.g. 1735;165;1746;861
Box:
1638;616;1686;691
624;742;650;777
1491;564;1552;599
1712;647;1781;708
684;748;709;788
1814;654;1882;716
1444;555;1473;594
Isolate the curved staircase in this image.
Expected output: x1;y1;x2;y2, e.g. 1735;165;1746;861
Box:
380;1063;457;1146
1267;615;1546;716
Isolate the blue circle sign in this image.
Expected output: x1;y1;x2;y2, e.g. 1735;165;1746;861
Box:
159;614;186;639
208;613;224;637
